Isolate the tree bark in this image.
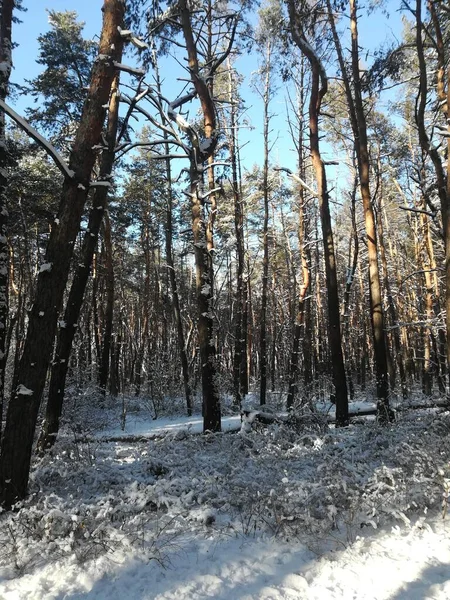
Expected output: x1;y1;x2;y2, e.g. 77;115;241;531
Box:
98;211;114;392
0;0;14;441
286;190;310;408
259;40;272;406
37;67;122;453
328;0;390;421
163;134;192;415
178;0;220;432
227;61;247;408
0;0;125;508
350;0;389;420
288;0;349;425
285;63;311;409
415;0;450;393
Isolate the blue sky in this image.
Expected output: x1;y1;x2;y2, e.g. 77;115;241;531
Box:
10;0;405;175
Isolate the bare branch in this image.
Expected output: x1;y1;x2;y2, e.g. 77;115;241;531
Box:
0;99;75;180
398;205;437;217
274;166;318;197
113;62;146;77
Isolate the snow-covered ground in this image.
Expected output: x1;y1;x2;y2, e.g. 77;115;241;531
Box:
1;399;450;599
98;413;242;439
2;517;450;599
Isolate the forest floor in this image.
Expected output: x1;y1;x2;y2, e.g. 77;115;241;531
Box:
1;391;450;599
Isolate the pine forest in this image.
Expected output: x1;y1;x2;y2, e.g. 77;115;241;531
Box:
1;1;450;597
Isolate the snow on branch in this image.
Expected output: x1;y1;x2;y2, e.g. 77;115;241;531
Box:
274;166;318;197
200;186;223;202
113;62;146;77
202;161;230;170
167;91;201;152
89;180;112;188
434;125;450;138
117;26;149;50
168;91;198;135
0;99;75;180
398;205;437;218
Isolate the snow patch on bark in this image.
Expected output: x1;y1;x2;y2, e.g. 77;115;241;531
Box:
39;262;52;273
16;384;33;396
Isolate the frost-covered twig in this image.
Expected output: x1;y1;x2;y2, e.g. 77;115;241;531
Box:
274;166;318;197
200;186;222;202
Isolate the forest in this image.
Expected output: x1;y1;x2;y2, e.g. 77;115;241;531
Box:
1;0;450;596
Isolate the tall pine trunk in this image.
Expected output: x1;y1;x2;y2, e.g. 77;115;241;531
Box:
417;0;450;393
350;0;390;420
179;0;220;432
288;1;349;425
37;69;122;452
260;40;271;406
0;0;125;508
98;212;114;392
164;145;192;415
328;0;390;421
0;0;14;440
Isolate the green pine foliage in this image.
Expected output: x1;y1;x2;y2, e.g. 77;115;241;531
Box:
25;11;96;148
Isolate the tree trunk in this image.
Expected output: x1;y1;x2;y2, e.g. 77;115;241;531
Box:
98;212;114;393
179;0;220;432
227;61;246;408
164;142;192;415
415;0;450;394
0;0;125;508
350;0;390;420
0;0;14;441
260;40;272;406
328;0;390;421
37;68;121;452
378;189;408;399
288;1;349;425
286;63;311;409
286;203;310;408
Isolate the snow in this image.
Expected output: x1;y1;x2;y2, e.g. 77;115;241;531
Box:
2;396;450;599
39;262;52;273
99;413;241;440
117;27;133;37
2;521;450;599
200;283;211;296
16;384;33;396
90;181;111;188
170;112;190;131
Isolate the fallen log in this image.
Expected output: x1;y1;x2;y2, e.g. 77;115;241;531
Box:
241;400;450;430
